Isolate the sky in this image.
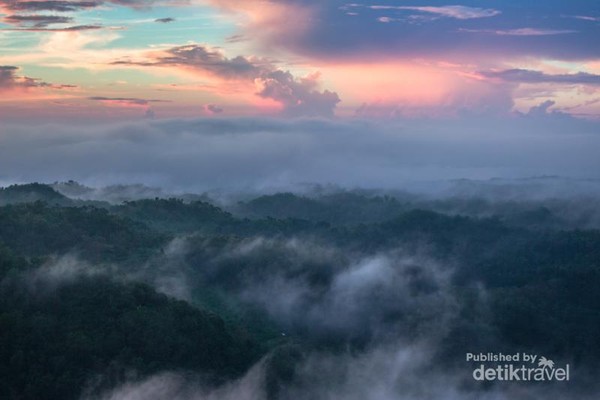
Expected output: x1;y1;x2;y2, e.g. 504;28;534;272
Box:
1;0;599;120
1;1;600;189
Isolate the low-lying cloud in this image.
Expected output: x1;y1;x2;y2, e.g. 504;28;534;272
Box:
216;240;457;343
81;234;598;399
1;116;599;191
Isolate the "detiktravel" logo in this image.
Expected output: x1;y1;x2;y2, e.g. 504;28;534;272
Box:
466;352;570;382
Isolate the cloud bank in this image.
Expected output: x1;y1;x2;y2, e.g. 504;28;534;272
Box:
1;116;599;191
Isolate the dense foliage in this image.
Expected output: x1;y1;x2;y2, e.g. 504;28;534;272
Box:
0;202;163;263
0;277;258;400
0;183;599;398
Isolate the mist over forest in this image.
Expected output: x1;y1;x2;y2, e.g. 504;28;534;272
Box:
1;180;599;399
2;117;600;191
3;0;600;396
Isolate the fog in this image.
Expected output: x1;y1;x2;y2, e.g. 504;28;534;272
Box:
87;345;597;400
70;235;593;399
1;116;599;192
208;239;457;343
2;114;599;398
4;212;597;399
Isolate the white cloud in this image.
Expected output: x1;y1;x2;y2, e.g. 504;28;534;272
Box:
370;5;500;20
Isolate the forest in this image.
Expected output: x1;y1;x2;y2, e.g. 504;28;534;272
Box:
0;181;598;399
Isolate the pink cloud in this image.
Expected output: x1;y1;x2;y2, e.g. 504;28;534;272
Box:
112;44;341;117
0;65;76;92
